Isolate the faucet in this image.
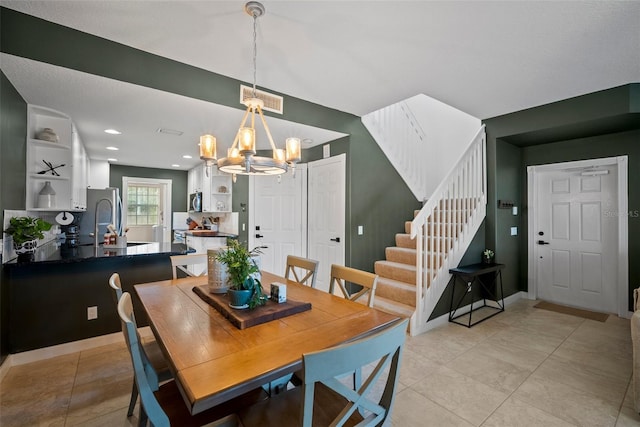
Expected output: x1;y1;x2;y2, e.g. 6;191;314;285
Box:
94;197;113;249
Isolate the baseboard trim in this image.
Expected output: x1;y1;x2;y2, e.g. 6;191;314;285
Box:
0;326;155;376
424;291;528;331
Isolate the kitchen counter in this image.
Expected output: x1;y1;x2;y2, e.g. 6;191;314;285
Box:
184;230;237;238
3;238;193;353
4;239;192;267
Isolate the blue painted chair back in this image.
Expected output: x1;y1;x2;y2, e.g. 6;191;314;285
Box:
300;318;408;427
118;292;170;427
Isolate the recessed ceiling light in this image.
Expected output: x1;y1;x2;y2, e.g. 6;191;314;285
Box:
107;158;118;162
171;164;180;168
182;155;193;159
106;146;119;151
104;129;121;135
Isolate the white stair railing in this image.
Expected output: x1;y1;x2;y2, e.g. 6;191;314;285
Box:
409;125;486;335
362;101;433;201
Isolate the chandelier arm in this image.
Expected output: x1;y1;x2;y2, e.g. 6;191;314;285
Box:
256;105;278;151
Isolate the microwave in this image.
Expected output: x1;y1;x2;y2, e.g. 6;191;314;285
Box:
189;192;202;212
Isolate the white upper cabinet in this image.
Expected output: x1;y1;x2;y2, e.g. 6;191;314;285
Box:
187;165;232;213
25;105;87;211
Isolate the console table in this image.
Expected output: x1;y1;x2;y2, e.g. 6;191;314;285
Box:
448;263;505;327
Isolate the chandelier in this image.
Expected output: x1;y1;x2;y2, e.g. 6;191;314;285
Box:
199;1;301;177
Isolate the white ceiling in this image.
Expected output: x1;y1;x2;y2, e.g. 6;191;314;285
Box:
1;1;639;169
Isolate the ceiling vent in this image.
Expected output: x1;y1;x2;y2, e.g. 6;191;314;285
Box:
240;85;283;114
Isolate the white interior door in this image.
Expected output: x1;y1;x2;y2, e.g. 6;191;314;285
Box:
122;177;172;244
308;154;346;294
248;165;307;276
534;167;618;313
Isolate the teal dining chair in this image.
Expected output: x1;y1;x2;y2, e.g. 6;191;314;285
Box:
238;317;408;427
108;273;173;424
118;292;268;426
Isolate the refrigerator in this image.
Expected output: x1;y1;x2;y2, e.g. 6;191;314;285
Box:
78;188;123;238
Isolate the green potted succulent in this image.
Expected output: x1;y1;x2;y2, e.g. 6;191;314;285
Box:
215;239;266;309
4;216;52;262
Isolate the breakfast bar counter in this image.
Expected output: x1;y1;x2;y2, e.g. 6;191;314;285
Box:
3;241;191;353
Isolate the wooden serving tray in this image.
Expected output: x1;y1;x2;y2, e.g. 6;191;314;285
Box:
192;285;311;329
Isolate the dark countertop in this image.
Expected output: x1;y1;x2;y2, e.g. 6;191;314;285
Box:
184;230;238;238
4;238;193;268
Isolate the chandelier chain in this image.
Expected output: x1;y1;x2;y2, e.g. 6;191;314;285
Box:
252;11;257;97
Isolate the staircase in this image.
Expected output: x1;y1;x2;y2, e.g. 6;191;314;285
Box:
370;126;487;335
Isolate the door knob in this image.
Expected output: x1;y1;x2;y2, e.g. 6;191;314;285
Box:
330;237;340;243
256;234;264;238
537;240;550;245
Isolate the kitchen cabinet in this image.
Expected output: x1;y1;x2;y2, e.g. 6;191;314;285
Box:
185;234;227;275
25;105;87;211
187;165;232;213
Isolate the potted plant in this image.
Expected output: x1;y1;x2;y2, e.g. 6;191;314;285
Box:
482;249;495;264
4;216;52;262
216;239;266;309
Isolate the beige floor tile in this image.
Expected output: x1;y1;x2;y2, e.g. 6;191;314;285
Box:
511;309;583;340
404;330;475;364
553;338;632;381
391;388;473;427
67;405;139;427
410;365;508;425
0;353;78;427
446;345;533;394
73;344;132;387
79;341;127;360
532;354;628;406
564;324;633;360
622;379;635;409
513;375;619;427
398;347;440;387
615;405;640;427
482;396;577;427
486;325;564;355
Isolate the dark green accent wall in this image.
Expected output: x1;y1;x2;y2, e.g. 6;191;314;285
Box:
232;175;249;244
484;83;640;310
0;70;27;365
109;165;188;229
1;7;420;277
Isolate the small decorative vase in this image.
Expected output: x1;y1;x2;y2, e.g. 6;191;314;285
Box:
482;255;494;265
36;128;59;143
228;289;252;308
37;181;56;208
14;239;38;263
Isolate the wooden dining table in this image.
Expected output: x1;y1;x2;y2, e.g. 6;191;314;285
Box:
134;271;400;415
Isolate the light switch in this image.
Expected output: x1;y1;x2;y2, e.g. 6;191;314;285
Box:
510;227;518;236
242;223;246;231
357;225;364;235
512;206;518;215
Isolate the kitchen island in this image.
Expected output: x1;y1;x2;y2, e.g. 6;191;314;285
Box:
3;239;192;353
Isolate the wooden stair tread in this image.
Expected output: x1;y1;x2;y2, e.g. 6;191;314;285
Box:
375;260;416;272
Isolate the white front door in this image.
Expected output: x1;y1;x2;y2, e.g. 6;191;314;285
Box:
534;166;618;313
248;165;307;276
308;154;346;294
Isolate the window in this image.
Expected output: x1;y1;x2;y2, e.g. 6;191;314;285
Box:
126;184;161;226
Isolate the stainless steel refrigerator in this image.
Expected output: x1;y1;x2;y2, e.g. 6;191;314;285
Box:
78;188;123;238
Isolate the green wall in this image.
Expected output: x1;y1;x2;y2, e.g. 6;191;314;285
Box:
0;70;28;365
484;83;640;309
109;164;188;230
0;7;419;274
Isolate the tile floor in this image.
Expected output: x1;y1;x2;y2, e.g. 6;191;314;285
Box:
1;298;639;426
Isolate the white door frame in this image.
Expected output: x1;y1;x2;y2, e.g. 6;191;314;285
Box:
527;156;629;317
122;176;173;244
